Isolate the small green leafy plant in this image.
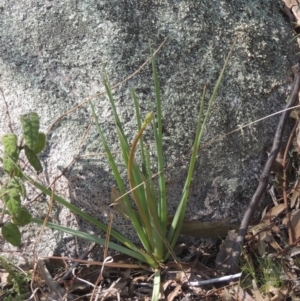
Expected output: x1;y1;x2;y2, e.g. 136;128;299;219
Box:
0;43;235;300
0;256;31;301
0;113;46;246
241;253;284;297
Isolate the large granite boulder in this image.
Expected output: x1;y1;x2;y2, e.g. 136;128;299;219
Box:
0;0;297;256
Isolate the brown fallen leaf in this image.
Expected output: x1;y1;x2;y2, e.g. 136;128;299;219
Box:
251;279;266;301
290;179;300;208
231;286;257;301
221;288;235;301
248;223;283;255
257;230;273;256
282;0;300;26
283;209;300;244
280;1;295;9
266;285;289;301
282;257;298;284
166;282;182;301
261;204;286;223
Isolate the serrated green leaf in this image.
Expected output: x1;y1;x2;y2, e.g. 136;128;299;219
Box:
12;207;31;226
8;178;26;198
7;178;19;189
20;112;40;149
2;222;21;246
32;132;46;154
8;187;20;200
2;134;19;175
18;177;26;197
24;146;43;173
11;164;23;178
0;186;9;203
6;197;21;216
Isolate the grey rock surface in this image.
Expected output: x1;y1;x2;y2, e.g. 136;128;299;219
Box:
0;0;297;258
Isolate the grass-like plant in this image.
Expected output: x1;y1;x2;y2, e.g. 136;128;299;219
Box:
1;42;235;300
87;45;234;297
240;252;284;296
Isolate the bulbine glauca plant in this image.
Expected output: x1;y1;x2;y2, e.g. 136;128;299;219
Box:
0;42;235;300
0;112;46;246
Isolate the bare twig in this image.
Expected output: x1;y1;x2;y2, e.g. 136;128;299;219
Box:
227;63;300;272
37;259;75;300
282;121;297;245
40;255;148;269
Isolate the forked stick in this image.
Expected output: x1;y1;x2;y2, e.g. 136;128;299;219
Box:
227;63;300;272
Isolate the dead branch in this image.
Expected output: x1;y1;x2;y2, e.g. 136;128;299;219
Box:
227;62;300;272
